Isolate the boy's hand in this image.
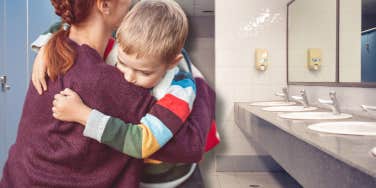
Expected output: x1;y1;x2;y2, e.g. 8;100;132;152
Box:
52;88;92;126
32;46;49;95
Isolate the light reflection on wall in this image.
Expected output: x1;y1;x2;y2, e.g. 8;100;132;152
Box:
239;8;282;37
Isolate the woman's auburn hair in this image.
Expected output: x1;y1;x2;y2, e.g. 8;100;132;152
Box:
45;0;95;81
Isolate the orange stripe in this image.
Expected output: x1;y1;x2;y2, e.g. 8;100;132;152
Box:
157;94;190;121
138;124;161;158
144;158;163;164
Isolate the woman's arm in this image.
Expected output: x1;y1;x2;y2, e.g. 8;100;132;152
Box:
54;67;197;160
90;58;214;163
91;75;214;163
91;70;197;159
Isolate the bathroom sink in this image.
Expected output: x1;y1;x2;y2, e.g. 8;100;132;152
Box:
308;121;376;136
279;112;352;120
262;106;318;112
371;147;376;157
249;101;296;107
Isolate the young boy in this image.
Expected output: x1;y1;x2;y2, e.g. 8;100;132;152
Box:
32;0;219;186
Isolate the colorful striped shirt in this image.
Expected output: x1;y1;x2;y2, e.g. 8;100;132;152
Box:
83;68;197;159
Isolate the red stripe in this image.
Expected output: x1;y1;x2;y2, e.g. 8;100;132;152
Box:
205;120;220;152
103;38;115;60
157;94;190;122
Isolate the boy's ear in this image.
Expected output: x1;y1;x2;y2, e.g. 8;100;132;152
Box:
167;53;183;70
97;0;111;15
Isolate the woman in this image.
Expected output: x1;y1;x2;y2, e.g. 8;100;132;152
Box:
0;0;214;187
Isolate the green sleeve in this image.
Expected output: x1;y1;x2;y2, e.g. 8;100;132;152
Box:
43;21;62;34
100;117;144;158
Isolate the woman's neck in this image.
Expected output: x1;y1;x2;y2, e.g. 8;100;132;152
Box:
69;17;112;58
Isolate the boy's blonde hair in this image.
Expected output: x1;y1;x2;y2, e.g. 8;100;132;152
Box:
116;0;188;63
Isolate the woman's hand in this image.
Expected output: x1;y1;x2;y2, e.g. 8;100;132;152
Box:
32;46;48;95
52;88;92;126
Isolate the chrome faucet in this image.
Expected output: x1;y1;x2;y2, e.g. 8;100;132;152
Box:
361;105;376;112
318;91;340;114
275;87;289;102
292;90;309;107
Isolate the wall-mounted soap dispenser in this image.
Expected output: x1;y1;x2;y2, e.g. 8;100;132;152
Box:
307;48;322;71
255;48;268;71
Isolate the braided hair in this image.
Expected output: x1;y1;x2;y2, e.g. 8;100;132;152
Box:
45;0;95;81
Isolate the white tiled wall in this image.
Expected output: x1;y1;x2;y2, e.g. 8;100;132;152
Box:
215;0;290;157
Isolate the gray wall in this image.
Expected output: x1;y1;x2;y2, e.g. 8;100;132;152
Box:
185;16;215;88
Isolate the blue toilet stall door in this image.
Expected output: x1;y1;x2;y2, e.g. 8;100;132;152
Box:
0;0;6;178
362;30;376;82
0;0;59;177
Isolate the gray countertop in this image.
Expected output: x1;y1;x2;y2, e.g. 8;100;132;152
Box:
236;102;376;178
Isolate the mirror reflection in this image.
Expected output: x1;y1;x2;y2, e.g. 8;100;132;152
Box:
288;0;337;83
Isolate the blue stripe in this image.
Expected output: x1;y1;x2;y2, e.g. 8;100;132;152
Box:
171;78;197;93
140;114;173;147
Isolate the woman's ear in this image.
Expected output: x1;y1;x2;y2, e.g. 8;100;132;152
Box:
97;0;112;15
167;54;183;70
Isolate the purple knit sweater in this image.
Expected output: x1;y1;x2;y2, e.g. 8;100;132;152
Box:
0;39;214;188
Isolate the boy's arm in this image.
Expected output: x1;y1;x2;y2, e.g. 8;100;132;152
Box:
87;70;196;159
31;21;62;52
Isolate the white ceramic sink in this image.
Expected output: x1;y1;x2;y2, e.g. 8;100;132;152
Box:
279;112;352;120
262;106;318;112
308;121;376;136
249;101;296;107
371;147;376;157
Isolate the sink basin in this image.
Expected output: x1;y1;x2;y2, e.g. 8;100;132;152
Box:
249;101;296;107
308;121;376;136
279;112;352;120
262;106;318;112
371;147;376;157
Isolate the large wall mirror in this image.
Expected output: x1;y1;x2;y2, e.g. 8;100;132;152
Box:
288;0;376;87
287;0;338;83
340;0;376;85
